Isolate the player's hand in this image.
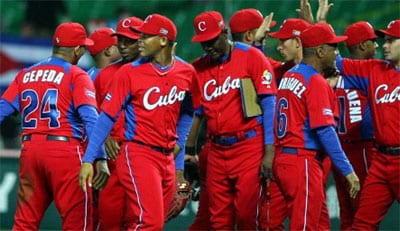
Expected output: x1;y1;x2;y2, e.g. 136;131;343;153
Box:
296;0;314;24
79;162;94;192
105;136;120;160
260;145;275;180
93;160;110;190
254;12;275;46
184;154;199;165
345;172;360;199
316;0;334;23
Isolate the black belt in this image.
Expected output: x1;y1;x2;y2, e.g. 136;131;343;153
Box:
210;129;257;146
281;147;324;161
22;134;70;142
132;140;174;154
375;144;400;155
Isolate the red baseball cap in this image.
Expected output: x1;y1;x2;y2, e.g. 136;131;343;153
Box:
375;19;400;38
192;11;225;43
269;18;311;39
87;28;118;56
300;23;347;48
53;22;93;47
112;16;144;40
229;8;277;34
344;21;378;47
133;14;177;41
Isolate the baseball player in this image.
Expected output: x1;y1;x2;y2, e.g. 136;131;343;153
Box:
91;16;144;230
335;19;400;230
229;8;288;231
190;11;277;230
0;22;109;230
273;23;360;230
332;21;378;231
86;27;120;82
79;14;196;230
267;2;336;228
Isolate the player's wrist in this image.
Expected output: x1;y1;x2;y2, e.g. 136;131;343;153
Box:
185;146;196;156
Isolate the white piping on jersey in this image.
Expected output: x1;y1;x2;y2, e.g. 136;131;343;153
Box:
77;145;89;231
125;144;144;231
302;159;309;231
363;147;369;174
255;183;263;231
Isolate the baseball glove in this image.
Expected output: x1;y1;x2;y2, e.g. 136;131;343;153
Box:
166;180;192;222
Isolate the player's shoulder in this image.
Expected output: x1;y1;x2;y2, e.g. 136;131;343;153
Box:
287;63;323;85
174;56;196;72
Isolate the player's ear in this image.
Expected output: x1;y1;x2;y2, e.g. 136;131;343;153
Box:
159;36;168;47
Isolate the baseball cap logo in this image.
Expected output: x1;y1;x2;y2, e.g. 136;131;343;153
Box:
292;30;300;36
122;18;132;28
56;37;60;43
198;21;207;31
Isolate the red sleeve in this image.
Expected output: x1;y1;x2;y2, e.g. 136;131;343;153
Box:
248;48;277;95
100;65;131;118
71;67;97;109
306;74;336;129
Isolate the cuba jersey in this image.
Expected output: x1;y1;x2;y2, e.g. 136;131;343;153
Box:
274;62;336;149
192;42;276;136
94;60;125;142
101;57;195;149
335;86;373;141
87;66;100;82
1;56;97;139
337;58;400;146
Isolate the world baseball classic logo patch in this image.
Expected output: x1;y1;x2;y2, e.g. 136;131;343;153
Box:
261;70;273;85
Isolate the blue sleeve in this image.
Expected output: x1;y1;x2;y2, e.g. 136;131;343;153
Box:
175;93;195;170
78;105;99;137
176;113;194;151
0;99;17;123
259;95;276;145
82;112;115;163
315;126;354;176
175;148;185;170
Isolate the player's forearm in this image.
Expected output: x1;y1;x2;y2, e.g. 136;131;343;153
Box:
0;99;17;123
260;94;276;145
78;104;99;136
82;112;114;163
316;125;354;176
176;113;194;150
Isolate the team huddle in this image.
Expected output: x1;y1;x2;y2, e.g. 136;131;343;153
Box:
0;0;399;230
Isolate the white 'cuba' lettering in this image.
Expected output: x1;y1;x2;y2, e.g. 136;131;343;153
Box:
143;86;186;110
203;76;240;101
374;84;400;104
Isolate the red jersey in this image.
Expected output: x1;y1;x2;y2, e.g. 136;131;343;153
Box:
274;63;337;150
335;87;373;141
1;57;97;139
337;58;400;146
101;57;195;149
192;42;276;136
94;60;125;142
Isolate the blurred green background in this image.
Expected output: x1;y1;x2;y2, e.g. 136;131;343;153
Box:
1;0;399;62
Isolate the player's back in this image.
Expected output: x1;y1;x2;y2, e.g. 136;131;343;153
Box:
275;63;336;150
13;57;96;139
